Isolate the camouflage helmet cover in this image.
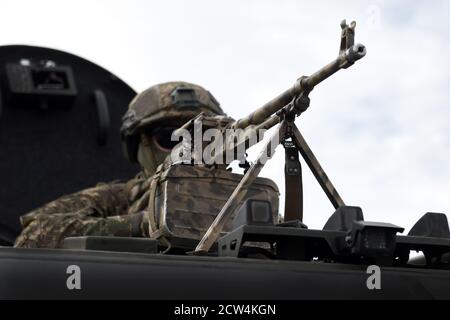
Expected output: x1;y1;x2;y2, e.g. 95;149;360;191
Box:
121;81;225;162
121;81;224;135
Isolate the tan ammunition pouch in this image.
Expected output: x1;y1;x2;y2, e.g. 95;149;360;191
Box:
146;164;279;241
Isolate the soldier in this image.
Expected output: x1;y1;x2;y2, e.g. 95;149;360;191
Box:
14;81;226;248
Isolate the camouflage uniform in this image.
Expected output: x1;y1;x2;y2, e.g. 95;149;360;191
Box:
14;81;225;248
14;179;148;248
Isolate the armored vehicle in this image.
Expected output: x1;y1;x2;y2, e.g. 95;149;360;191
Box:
1;21;450;300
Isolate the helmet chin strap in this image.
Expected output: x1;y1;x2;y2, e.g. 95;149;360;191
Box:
137;135;169;178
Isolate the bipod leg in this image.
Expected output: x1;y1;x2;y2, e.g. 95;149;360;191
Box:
291;124;345;209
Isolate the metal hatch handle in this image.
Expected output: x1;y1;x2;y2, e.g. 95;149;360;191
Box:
93;89;110;146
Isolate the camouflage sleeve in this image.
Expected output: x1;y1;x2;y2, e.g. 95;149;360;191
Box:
14;181;145;248
14;210;145;248
20;182;129;226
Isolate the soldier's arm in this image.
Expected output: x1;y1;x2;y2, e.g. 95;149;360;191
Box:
14;182;145;248
20;182;129;224
14;209;145;248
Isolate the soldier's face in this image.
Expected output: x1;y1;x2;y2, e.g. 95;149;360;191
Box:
138;121;190;176
137;134;168;177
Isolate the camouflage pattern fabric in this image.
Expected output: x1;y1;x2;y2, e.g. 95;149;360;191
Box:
14;175;151;248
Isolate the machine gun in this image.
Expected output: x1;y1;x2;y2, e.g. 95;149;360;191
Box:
190;19;366;253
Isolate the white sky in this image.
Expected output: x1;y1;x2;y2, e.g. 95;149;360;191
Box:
1;0;450;232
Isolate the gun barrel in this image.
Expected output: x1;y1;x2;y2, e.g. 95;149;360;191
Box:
233;43;366;129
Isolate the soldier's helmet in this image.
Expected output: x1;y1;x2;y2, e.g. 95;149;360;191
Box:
121;81;225;166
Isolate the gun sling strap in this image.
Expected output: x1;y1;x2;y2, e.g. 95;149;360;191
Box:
284;142;303;221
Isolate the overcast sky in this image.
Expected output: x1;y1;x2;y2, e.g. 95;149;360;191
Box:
1;0;449;231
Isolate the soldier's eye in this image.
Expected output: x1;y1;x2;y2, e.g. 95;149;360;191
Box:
150;127;179;151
